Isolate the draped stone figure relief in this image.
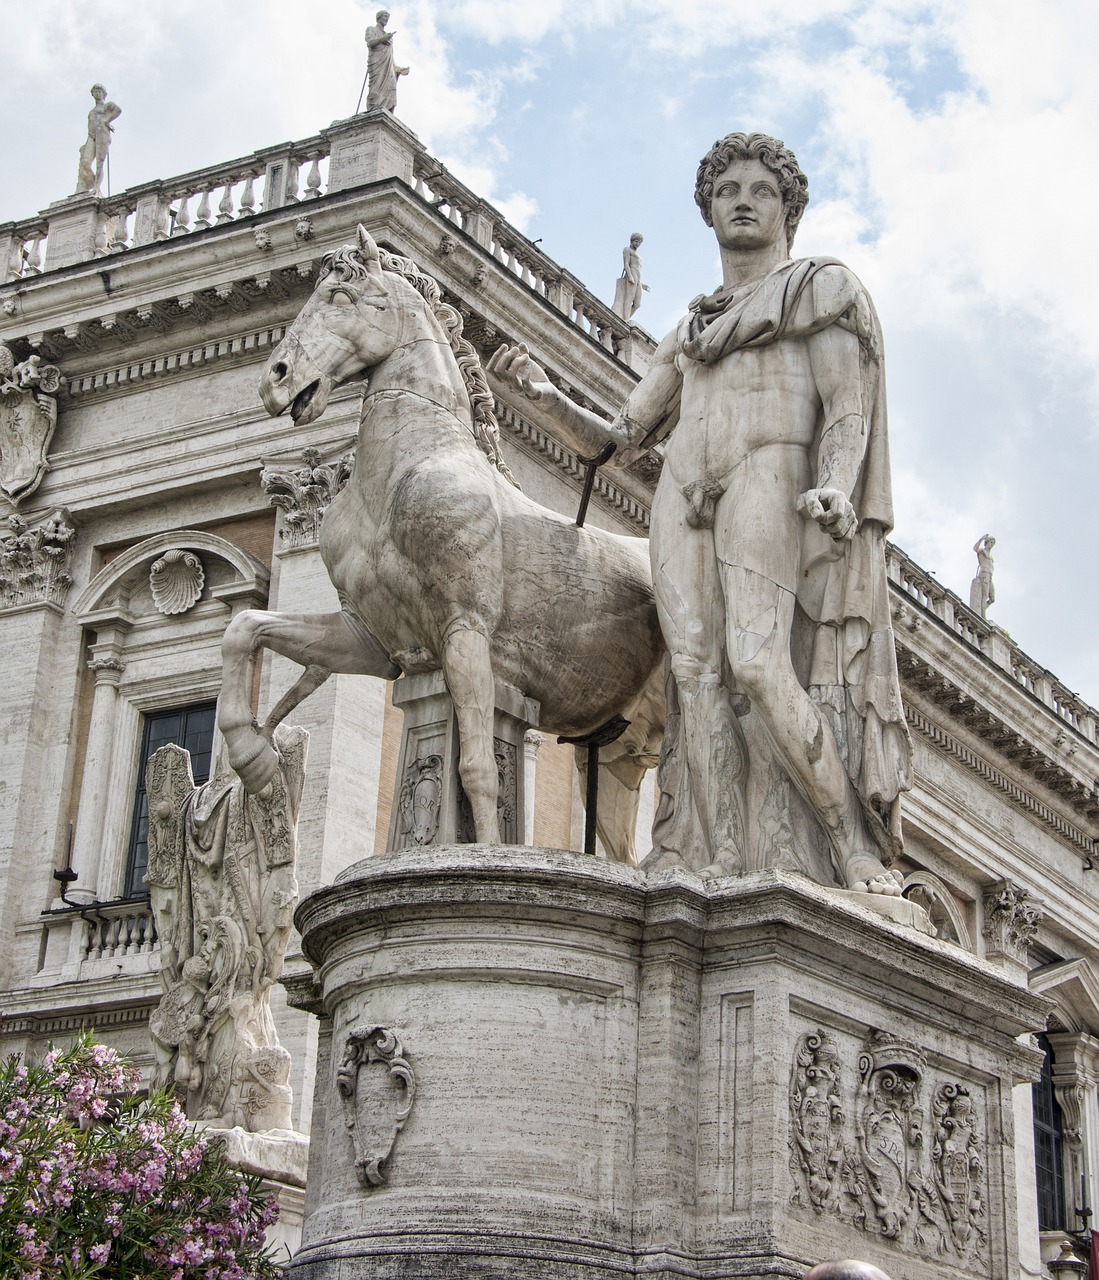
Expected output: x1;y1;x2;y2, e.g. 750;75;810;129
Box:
145;725;307;1132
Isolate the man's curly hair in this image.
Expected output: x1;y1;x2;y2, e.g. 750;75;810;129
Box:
694;132;809;249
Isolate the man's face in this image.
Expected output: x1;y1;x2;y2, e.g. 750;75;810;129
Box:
709;157;786;253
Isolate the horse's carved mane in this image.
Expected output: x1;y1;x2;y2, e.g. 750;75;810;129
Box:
321;243;519;489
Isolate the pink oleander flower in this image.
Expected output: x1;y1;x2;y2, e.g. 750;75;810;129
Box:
0;1032;283;1278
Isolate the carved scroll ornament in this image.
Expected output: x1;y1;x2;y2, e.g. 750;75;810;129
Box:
789;1030;844;1212
336;1025;416;1187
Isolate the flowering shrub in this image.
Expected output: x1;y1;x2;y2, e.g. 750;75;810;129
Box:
0;1031;284;1278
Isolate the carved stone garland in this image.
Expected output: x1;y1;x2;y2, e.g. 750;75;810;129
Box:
789;1028;987;1264
336;1025;416;1187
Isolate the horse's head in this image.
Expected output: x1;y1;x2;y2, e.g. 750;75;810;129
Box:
259;225;398;426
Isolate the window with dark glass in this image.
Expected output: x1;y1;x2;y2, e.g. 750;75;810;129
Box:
1033;1033;1067;1231
122;701;216;899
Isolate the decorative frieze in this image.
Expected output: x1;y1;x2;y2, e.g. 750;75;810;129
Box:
261;446;355;549
0;508;75;609
789;1027;987;1266
982;879;1042;965
336;1025;416;1188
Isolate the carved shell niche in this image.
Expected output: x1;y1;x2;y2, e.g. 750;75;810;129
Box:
149;549;205;615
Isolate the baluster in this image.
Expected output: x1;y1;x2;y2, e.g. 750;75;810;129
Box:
94;213;111;257
450;204;462;227
521;262;534;285
217;182;235;224
173;194;191;236
239;174;257;216
286;159;302;203
109;209;131;252
414;174;426;197
23;236;43;275
195;189;213;230
305;158;322;199
493;240;506;262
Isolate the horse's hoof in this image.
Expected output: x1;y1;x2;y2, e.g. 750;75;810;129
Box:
227;736;280;793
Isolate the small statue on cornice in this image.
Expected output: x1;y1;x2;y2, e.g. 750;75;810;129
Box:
611;232;649;321
364;11;409;114
968;534;995;618
75;84;122;196
0;342;64;505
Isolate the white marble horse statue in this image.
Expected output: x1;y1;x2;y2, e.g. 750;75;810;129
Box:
218;226;664;860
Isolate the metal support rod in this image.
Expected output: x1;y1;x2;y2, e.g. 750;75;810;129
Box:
558;714;631;856
574;441;616;528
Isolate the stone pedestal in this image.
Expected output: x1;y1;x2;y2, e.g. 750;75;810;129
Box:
325;111;420;193
289;848;1047;1279
388;673;539;849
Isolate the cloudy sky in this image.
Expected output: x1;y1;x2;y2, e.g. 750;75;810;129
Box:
3;0;1097;702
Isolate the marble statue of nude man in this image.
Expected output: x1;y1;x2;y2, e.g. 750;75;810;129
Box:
75;84;121;195
488;132;911;895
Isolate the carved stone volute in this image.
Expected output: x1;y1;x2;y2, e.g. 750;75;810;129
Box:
982;879;1042;965
0;507;75;609
260;446;354;549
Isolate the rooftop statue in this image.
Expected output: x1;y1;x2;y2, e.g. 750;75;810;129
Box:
74;84;121;195
220;227;664;861
612;232;649;321
364;10;409;113
969;534;995;618
488;132;912;894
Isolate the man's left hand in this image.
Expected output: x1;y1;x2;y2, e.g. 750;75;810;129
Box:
797;488;857;541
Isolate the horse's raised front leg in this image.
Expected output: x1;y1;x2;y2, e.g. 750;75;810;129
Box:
442;625;501;843
219;609;400;793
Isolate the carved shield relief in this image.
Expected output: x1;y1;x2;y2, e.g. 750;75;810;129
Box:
0;387;57;503
336;1025;416;1188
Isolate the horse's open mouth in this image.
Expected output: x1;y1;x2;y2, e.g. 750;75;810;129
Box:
291;380;321;422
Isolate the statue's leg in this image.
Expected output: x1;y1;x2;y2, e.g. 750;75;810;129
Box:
721;564;901;896
591;669;664;864
441;624;501;844
648;481;747;873
219;609;399;793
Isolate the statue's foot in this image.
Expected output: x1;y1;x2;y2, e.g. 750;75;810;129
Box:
845;855;903;896
699;851;743;880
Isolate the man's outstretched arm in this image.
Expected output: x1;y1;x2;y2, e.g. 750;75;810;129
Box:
486;330;681;469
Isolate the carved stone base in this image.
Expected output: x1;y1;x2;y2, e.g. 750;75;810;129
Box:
289;848;1047;1279
387;673;539;849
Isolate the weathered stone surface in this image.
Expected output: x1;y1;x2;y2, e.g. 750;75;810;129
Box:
220;227;664;858
488;133;912;897
290;846;1047;1279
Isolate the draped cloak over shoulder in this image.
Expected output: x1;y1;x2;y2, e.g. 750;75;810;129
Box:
676;257;912;851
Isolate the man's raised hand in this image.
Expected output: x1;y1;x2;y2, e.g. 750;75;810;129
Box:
486;343;552;402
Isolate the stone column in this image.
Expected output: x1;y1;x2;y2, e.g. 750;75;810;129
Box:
388;671;539;849
68;632;129;903
522;730;542;845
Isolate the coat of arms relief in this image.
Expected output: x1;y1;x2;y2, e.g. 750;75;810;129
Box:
0;342;63;505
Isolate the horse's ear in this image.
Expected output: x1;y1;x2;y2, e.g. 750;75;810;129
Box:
357;224;380;263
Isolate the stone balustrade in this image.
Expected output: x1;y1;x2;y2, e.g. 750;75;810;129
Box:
81;899;158;962
886;543;1099;744
0;136;331;280
411;156;641;360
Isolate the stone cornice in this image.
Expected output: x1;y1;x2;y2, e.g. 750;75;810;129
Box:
906;702;1096;859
